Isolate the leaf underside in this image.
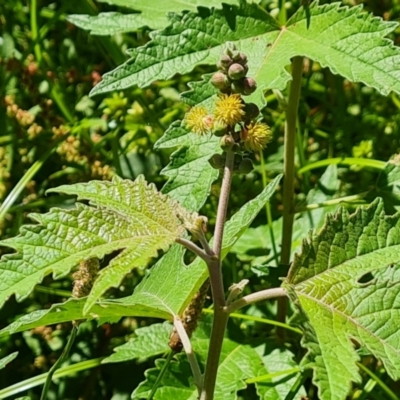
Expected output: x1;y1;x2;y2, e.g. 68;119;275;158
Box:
90;1;400;100
0;176;191;313
285;198;400;400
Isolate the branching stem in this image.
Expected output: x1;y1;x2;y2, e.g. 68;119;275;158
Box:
199;150;235;400
176;237;213;263
225;287;287;314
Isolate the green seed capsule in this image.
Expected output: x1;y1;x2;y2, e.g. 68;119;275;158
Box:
238;158;254;174
244;103;260;120
208;153;226;169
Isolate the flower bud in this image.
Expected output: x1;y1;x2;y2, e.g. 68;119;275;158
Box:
228;63;246;80
210;72;230;90
220;135;235;151
208;153;225;169
219;54;232;68
231;50;241;61
212;121;227;137
244;102;260;120
243;77;257;95
224;42;237;57
238;53;248;65
238;158;254;174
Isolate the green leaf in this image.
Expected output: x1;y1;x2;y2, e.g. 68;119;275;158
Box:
102;322;171;364
91;1;400;99
94;0;240;29
90;1;278;96
0;176;190;313
132;322;303;399
156;121;221;212
0;298;174;338
0;352;18;370
233;165;340;267
284;198;400;400
253;345;306;400
67;13;155;35
128;175;282;317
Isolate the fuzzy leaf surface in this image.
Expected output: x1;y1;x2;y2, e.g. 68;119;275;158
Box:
0;176;190;312
285;199;400;400
91;1;400;98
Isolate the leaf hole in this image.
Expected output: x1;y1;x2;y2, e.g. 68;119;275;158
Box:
357;272;374;285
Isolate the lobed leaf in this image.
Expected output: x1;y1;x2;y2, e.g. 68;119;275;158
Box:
0;175;283;334
0;176;191;313
91;1;400;99
285;198;400;400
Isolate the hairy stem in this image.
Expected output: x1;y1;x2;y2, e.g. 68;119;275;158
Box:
226;287;287;314
278;56;304;336
200;151;235;400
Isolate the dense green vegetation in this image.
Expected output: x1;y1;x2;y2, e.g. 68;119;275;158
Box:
1;1;400;399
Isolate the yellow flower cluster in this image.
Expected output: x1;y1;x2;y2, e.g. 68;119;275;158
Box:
184;106;213;135
242;122;272;152
214;94;245;126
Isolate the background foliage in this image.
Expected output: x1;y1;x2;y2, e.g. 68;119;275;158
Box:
1;0;400;399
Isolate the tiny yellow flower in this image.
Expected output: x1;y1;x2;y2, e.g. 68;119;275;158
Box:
242;122;272;152
214;94;245;126
185;106;213;135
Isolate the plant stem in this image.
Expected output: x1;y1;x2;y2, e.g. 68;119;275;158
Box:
225;287;287;314
213;151;235;264
175;237;212;263
173;317;202;391
199;151;235;400
260;151;280;266
40;323;79;400
278;56;304;336
148;351;174;400
199;307;229;400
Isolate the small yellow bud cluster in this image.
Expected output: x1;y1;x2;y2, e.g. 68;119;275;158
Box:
184;43;272;175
